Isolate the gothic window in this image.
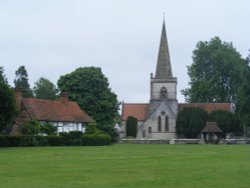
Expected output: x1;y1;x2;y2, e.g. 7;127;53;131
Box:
158;116;161;132
148;127;152;133
165;116;169;132
160;87;168;99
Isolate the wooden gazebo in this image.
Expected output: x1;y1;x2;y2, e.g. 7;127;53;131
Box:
200;122;223;143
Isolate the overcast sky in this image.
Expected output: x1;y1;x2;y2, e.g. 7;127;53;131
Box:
0;0;249;103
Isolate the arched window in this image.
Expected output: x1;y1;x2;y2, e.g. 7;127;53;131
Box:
158;116;161;132
165;116;169;132
160;87;168;99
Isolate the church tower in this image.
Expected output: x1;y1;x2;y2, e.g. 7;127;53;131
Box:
141;20;178;140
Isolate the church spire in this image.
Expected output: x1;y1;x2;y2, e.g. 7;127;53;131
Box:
155;19;173;79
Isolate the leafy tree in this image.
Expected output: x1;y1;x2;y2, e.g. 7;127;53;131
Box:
40;122;57;135
238;51;250;135
14;66;33;98
126;116;137;138
33;77;58;100
176;107;208;138
209;110;241;134
57;67;119;132
182;37;246;105
22;120;41;135
0;82;17;133
0;66;8;85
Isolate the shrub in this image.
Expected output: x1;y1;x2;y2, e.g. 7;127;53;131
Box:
69;131;83;139
85;123;97;134
23;120;41;135
126;116;137;138
81;134;112;146
40;122;57;135
47;135;64;146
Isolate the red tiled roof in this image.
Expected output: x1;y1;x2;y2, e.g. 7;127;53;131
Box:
178;103;232;113
22;98;94;123
122;103;149;121
122;102;232;121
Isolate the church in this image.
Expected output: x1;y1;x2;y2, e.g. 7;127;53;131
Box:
120;20;232;140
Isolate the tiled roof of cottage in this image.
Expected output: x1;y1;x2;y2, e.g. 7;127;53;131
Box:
22;98;94;123
200;122;223;133
122;103;149;121
122;103;232;121
178;103;232;113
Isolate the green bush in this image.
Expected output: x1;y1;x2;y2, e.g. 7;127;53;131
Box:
69;131;83;139
40;122;57;135
23;120;41;135
81;134;112;146
47;135;64;146
0;134;112;147
126;116;137;138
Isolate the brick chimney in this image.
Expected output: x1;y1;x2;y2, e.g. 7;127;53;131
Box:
15;89;22;110
60;93;69;105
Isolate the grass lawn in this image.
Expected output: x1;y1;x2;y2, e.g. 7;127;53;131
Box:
0;144;250;188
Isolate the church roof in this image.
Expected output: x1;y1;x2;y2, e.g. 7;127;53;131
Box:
122;103;232;121
200;122;223;133
178;103;233;113
122;103;149;121
155;20;173;79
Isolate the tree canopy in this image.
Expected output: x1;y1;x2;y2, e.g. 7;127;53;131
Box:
14;66;33;98
57;67;119;131
33;77;58;100
182;37;246;105
176;107;208;138
0;82;17;134
0;66;8;85
209;110;241;134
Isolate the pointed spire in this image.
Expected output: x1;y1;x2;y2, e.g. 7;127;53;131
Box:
155;19;173;79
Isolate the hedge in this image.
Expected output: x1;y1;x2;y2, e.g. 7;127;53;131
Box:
0;134;112;147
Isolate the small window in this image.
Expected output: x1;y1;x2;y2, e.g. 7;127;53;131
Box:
148;127;152;133
158;116;161;132
165;116;169;132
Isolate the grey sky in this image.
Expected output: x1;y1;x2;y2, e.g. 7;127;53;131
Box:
0;0;249;103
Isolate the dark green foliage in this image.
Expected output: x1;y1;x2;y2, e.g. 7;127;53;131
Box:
238;51;250;134
33;77;58;100
40;122;57;135
182;37;245;105
126;116;138;138
57;67;119;132
176;107;208;138
0;134;112;147
14;66;33;98
0;82;17;133
85;123;97;134
22;120;41;135
81;134;112;146
47;136;64;146
0;66;8;85
209;110;241;134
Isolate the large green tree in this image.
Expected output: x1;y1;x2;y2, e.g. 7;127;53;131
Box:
57;67;119;131
33;77;58;100
238;51;250;135
14;66;33;98
182;37;246;105
0;70;17;133
209;110;241;134
176;107;208;138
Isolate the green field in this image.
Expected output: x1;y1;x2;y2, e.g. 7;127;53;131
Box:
0;144;249;188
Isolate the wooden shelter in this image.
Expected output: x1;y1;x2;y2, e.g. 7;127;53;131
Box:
200;122;223;143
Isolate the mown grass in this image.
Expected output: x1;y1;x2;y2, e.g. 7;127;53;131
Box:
0;144;249;188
